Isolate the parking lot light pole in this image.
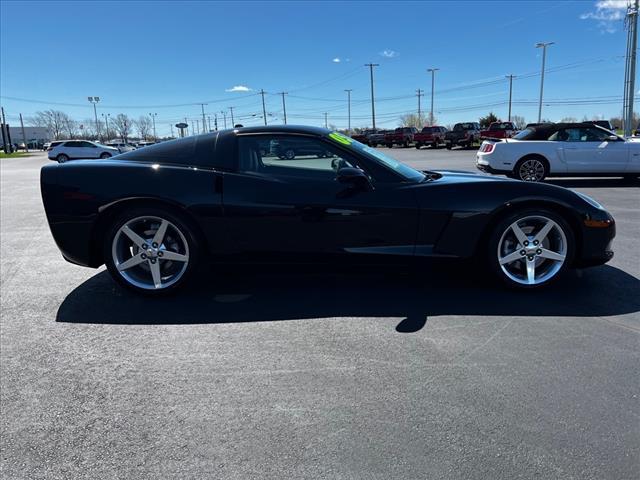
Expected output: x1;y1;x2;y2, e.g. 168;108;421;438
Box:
535;42;554;123
344;89;352;133
427;68;439;126
365;64;379;129
88;97;101;141
505;75;515;122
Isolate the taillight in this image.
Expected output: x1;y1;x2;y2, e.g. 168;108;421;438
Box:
481;143;494;153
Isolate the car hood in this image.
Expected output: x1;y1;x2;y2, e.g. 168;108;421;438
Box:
427;169;513;184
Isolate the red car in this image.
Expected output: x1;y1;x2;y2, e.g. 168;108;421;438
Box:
414;126;448;149
384;127;418;148
480;122;517;140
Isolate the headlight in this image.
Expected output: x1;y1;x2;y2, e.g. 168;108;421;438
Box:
575;191;604;210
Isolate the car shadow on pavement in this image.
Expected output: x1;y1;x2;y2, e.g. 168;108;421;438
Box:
56;262;640;333
547;178;640;188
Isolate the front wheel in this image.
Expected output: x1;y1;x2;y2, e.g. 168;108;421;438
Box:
487;209;574;289
100;152;112;159
415;143;422;149
445;144;452;150
104;208;200;295
515;156;548;182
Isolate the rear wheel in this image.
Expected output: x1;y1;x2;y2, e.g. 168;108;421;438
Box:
100;152;112;159
487;209;574;289
446;144;452;150
104;208;199;295
431;141;438;149
415;143;422;149
515;156;548;182
283;149;295;160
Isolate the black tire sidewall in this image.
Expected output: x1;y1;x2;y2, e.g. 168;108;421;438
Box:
103;207;200;295
487;208;575;289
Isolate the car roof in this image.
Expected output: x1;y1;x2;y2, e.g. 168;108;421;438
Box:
230;124;330;136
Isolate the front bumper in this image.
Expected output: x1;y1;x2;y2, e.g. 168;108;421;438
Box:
575;214;616;267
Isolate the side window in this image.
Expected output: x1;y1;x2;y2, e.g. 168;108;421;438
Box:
64;141;80;148
238;135;357;179
79;141;94;147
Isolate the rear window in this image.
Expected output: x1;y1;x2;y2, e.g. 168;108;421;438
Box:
116;132;232;169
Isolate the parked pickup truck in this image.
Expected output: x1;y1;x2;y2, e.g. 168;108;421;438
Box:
414;126;448;149
350;129;377;145
479;121;517;140
444;122;481;149
368;129;389;147
384;127;418;148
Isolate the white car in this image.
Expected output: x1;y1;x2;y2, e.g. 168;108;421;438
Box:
48;140;120;163
476;123;640;182
106;142;136;153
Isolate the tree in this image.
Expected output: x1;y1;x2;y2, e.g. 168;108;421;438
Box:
111;114;132;142
560;116;577;123
399;113;429;129
479;112;499;128
511;115;526;129
28;110;69;140
135;116;153;140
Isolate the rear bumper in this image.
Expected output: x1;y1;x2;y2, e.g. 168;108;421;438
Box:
475;162;510;175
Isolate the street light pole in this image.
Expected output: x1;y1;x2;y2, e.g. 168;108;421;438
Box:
427;68;439;126
260;89;267;126
88;96;101;140
535;42;554;123
344;89;352;133
365;64;379;129
324;112;328;129
505;74;515;122
200;104;207;134
229;106;235;127
623;0;639;136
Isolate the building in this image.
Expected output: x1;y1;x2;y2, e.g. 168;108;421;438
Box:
5;126;52;144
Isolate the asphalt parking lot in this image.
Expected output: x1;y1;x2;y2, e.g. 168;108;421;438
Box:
1;149;638;479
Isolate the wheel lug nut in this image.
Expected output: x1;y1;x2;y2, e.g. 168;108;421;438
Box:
523;241;529;246
158;251;163;257
533;240;539;245
152;242;158;248
150;259;156;264
520;250;526;255
142;244;148;249
141;253;147;259
527;256;534;261
536;249;542;254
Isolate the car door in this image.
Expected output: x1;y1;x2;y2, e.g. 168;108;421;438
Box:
219;133;420;261
62;141;84;159
80;141;100;158
557;127;628;173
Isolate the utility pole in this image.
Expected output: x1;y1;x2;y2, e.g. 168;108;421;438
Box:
220;111;227;129
623;0;639;136
260;89;267;125
195;119;199;135
200;104;207;134
365;64;379;129
149;112;157;139
88;97;101;140
427;68;439;126
535;42;554;123
279;92;288;124
184;117;188;136
506;75;515;122
344;89;352;133
214;113;218;131
19;113;28;152
324;112;328;128
229;106;235;127
416;88;424;121
1;107;9;153
207;115;212;132
170;124;174;137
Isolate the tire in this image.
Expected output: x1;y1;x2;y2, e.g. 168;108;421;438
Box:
103;207;200;295
415;143;422;149
446;144;452;150
431;141;438;149
514;156;548;182
283;149;295;160
386;144;393;148
56;154;69;163
100;152;112;159
487;208;574;289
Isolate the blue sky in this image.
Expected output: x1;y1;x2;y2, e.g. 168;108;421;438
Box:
0;0;636;136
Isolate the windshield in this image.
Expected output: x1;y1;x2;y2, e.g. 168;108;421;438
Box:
490;123;510;130
327;132;425;182
421;127;435;133
454;123;474;130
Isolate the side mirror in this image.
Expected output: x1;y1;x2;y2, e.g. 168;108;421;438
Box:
607;135;620;142
336;167;373;191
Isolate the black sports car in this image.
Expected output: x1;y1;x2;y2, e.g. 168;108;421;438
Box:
40;125;615;295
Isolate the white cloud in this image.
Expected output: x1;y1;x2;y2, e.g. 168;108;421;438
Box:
380;49;398;58
580;0;629;33
225;85;252;92
332;57;341;63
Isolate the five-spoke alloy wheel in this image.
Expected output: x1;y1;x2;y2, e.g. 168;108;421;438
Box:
104;209;198;294
488;209;574;288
